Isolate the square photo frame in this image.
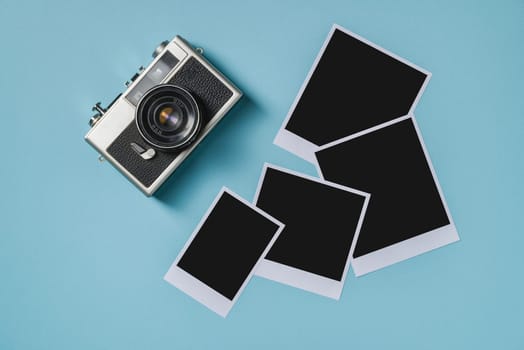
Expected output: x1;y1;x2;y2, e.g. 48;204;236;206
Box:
253;164;369;299
315;116;459;276
164;187;284;317
275;24;431;163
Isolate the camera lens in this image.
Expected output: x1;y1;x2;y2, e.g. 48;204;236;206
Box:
136;84;202;150
157;106;181;130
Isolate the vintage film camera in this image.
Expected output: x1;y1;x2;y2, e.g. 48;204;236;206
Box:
85;36;242;196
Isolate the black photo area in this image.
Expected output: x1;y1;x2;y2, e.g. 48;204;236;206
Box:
285;28;427;146
255;168;366;281
177;191;280;300
315;118;450;257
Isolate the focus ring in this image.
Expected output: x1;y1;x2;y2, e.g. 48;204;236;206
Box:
136;84;202;151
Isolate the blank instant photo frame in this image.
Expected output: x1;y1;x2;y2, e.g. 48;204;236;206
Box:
164;188;284;317
315;116;459;276
253;164;369;299
274;24;431;163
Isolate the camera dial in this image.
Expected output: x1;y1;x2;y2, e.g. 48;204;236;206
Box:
89;102;106;126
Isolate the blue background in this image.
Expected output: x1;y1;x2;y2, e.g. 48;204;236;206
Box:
1;0;523;348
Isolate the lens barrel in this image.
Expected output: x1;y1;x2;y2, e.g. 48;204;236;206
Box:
136;84;201;150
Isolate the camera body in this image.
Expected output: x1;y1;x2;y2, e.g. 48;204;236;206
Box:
85;36;242;196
